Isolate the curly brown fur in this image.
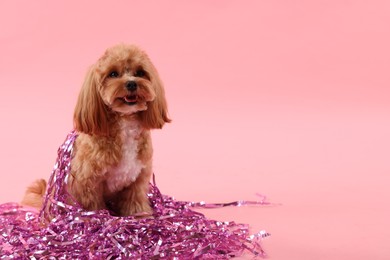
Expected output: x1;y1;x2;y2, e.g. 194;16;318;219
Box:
21;44;170;216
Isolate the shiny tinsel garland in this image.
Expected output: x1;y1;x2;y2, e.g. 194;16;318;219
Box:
0;131;269;259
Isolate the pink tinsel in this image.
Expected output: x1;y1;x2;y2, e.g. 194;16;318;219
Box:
0;131;269;259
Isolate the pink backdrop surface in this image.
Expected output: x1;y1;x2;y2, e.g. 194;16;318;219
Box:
1;1;389;259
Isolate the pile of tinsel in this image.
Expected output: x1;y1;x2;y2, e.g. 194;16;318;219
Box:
0;131;269;259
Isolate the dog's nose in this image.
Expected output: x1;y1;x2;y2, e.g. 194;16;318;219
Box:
126;81;137;91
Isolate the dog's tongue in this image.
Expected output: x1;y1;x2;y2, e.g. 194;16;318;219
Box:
124;95;137;103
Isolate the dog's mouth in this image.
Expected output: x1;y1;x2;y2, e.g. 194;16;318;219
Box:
121;94;138;105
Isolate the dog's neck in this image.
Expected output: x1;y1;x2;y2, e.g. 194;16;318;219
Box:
119;116;143;135
88;111;145;141
109;113;143;138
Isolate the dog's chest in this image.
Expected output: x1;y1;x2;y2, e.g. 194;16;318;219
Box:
105;124;145;193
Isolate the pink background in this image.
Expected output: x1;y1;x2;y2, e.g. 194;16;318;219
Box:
1;1;389;259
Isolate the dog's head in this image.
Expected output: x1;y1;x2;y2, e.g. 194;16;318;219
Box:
74;44;170;135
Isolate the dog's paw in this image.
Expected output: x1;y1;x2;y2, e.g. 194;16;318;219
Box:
121;201;153;217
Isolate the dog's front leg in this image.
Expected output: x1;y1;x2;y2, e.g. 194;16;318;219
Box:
115;169;153;216
68;173;106;211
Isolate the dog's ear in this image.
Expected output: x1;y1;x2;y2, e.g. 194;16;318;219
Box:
73;66;110;136
139;68;171;129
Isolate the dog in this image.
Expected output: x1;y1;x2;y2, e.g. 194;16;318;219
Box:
21;44;170;216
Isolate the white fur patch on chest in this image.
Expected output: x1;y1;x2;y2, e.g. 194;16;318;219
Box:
105;121;145;193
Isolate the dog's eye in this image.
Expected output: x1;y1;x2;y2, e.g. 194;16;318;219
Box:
108;71;119;78
134;69;146;77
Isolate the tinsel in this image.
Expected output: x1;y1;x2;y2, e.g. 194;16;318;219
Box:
0;131;269;259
